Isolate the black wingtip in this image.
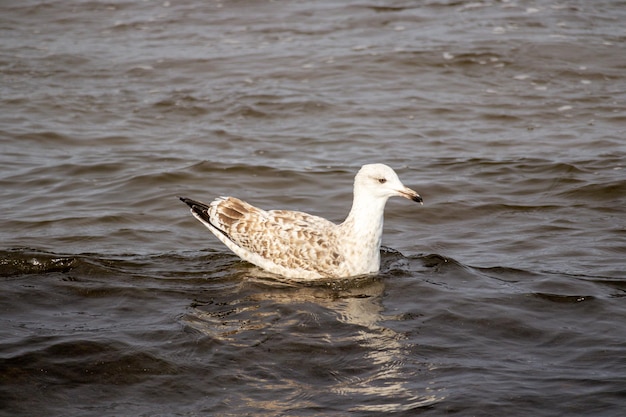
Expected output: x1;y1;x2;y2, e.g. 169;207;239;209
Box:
178;196;226;238
178;196;213;222
178;196;208;209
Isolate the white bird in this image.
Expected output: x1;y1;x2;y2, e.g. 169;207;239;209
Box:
179;163;422;280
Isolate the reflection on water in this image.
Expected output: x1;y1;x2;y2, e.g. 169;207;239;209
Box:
183;271;443;412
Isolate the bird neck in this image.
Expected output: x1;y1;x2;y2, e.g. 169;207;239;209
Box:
336;190;391;275
342;190;388;245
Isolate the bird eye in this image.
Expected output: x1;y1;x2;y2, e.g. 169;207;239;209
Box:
378;178;387;184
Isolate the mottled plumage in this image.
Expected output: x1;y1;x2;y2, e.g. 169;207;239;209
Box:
179;164;422;280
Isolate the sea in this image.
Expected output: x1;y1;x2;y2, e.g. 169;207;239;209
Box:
1;0;625;416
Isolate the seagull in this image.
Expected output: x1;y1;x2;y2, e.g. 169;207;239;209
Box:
179;163;422;280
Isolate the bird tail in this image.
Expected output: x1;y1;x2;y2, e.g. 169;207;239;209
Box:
178;196;212;224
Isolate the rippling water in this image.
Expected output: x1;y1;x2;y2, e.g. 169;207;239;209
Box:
1;1;625;416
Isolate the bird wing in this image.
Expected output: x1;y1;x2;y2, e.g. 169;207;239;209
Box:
206;197;345;274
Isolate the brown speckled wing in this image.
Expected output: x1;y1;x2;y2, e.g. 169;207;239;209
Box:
209;197;345;274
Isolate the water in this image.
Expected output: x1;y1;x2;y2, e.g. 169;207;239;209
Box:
1;0;625;415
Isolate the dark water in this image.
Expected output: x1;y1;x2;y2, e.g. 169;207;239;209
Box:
1;0;625;415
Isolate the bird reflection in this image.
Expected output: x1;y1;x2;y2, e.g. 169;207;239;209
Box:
182;263;443;412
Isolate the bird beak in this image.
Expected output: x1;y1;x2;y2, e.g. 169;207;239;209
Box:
398;187;423;204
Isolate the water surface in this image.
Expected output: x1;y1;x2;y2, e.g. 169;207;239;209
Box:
1;1;625;415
